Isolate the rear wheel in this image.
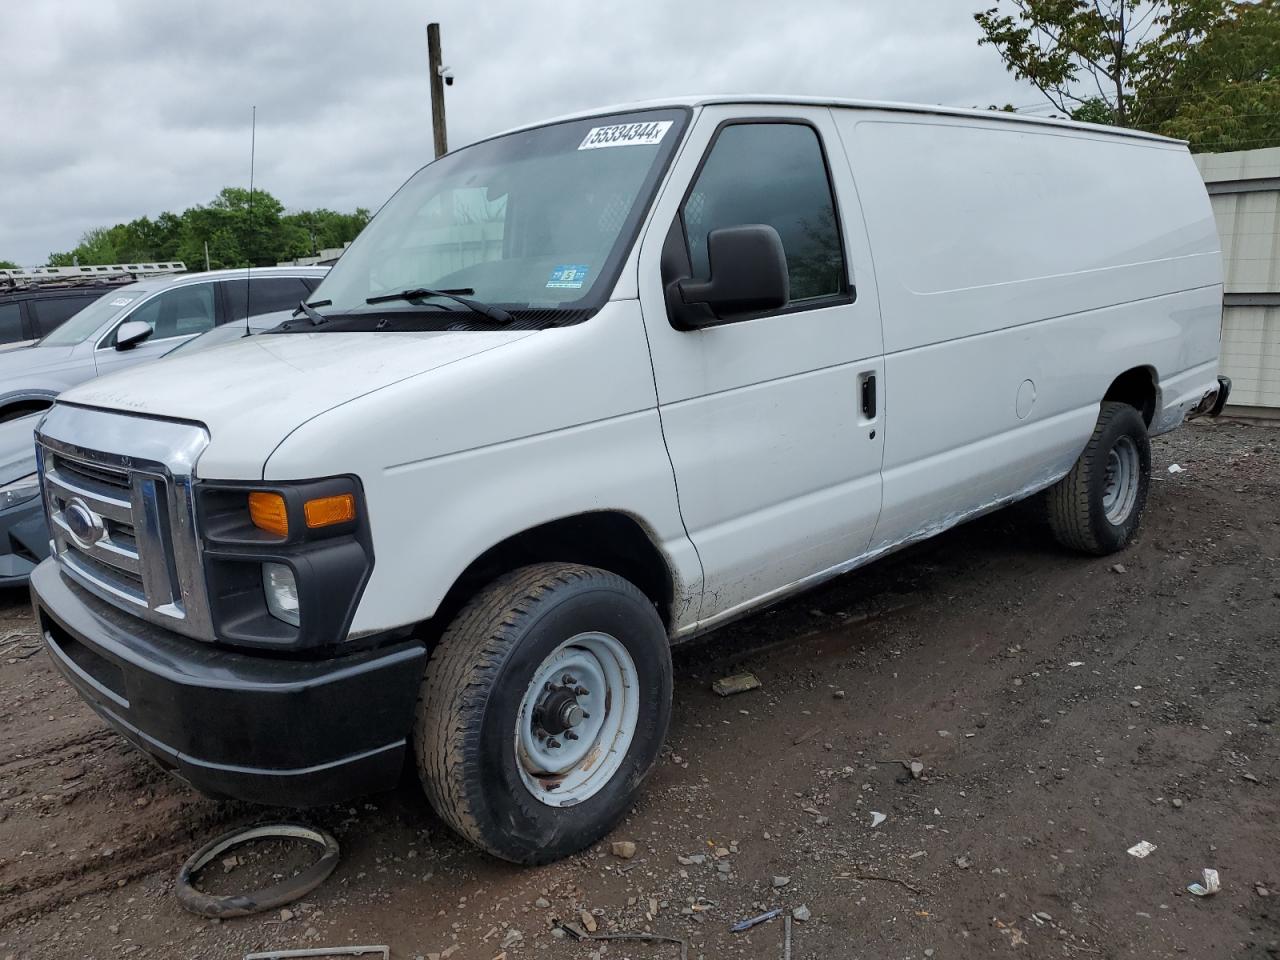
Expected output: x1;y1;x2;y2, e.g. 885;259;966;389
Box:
1046;401;1151;555
415;563;672;864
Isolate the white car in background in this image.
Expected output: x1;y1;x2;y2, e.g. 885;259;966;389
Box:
0;267;328;421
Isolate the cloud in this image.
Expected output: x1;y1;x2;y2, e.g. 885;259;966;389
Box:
0;0;1037;265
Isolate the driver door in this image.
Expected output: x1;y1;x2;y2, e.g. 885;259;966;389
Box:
637;104;886;629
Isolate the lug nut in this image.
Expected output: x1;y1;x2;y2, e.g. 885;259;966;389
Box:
564;730;579;741
547;738;561;749
575;686;589;696
562;674;577;685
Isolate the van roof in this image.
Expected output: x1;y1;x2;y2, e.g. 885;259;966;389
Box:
495;95;1182;146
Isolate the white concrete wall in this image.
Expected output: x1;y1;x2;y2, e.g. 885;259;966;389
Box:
1195;147;1280;411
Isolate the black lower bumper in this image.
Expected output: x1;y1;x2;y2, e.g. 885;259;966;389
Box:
0;498;50;587
29;560;426;807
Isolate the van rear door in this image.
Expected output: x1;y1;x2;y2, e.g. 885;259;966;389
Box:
637;104;886;627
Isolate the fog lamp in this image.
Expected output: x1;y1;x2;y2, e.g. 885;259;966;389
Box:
263;562;300;626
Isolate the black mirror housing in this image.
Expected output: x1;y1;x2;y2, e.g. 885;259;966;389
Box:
114;319;154;351
676;224;789;325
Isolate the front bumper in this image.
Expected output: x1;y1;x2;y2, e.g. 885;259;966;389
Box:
0;497;49;587
30;559;426;806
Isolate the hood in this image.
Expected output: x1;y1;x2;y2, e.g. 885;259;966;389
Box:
0;415;39;484
0;343;80;375
61;329;535;478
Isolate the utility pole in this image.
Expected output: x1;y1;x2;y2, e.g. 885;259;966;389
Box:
427;22;448;158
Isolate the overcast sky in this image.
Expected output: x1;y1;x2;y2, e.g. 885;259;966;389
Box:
0;0;1041;266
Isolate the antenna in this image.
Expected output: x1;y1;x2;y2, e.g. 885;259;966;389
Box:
245;105;256;335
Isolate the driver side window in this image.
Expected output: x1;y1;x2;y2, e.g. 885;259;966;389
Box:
104;285;215;347
681;122;846;305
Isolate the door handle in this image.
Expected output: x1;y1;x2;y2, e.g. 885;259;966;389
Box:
861;373;877;419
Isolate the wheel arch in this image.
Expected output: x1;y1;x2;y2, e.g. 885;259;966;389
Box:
0;388;58;423
1103;365;1159;426
420;510;679;646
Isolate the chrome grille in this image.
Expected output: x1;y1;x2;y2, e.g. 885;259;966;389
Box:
36;405;213;641
44;452;152;607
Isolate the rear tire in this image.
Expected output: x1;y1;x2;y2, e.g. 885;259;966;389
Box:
1046;401;1151;555
415;563;672;864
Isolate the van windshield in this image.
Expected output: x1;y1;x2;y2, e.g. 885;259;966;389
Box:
305;108;688;329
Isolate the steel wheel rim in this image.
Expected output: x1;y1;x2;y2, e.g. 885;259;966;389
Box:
1102;435;1140;524
515;632;639;806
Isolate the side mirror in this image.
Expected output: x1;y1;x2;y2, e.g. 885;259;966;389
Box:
676;224;789;325
114;320;154;351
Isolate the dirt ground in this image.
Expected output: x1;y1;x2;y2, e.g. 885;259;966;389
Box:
1;419;1277;960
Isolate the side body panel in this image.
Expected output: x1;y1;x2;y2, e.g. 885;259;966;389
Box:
263;301;703;637
831;110;1223;554
635;105;887;629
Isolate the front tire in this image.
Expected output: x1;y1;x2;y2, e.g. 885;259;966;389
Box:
1046;401;1151;555
415;563;672;864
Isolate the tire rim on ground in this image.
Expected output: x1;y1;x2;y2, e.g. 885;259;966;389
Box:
515;631;639;806
1102;435;1140;524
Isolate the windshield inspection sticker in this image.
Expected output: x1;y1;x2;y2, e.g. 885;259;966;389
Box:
546;264;590;289
578;120;673;150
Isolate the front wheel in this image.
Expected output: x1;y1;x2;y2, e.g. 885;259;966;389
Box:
1046;401;1151;555
415;563;672;864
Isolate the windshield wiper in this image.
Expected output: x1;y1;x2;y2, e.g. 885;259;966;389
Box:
365;288;513;325
293;299;331;326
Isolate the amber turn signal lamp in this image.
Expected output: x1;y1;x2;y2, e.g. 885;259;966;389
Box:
304;493;356;529
248;492;289;536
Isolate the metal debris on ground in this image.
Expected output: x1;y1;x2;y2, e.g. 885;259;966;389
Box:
176;823;341;919
837;872;928;896
782;913;793;960
870;811;887;828
244;947;388;960
1126;840;1157;858
712;673;761;696
1187;868;1221;897
792;726;822;745
560;924;688;960
731;908;781;932
1168;463;1185;473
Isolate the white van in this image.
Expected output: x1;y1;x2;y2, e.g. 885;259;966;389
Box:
30;96;1228;865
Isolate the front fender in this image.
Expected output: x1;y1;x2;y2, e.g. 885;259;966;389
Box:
262;302;704;638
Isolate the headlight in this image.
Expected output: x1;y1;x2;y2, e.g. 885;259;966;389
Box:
0;473;39;511
262;562;301;626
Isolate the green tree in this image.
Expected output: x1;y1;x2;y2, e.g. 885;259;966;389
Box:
44;187;371;268
282;207;372;256
0;259;18;270
1138;0;1280;151
974;0;1280;149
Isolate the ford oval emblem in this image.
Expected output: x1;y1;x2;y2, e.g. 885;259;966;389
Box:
65;498;105;549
